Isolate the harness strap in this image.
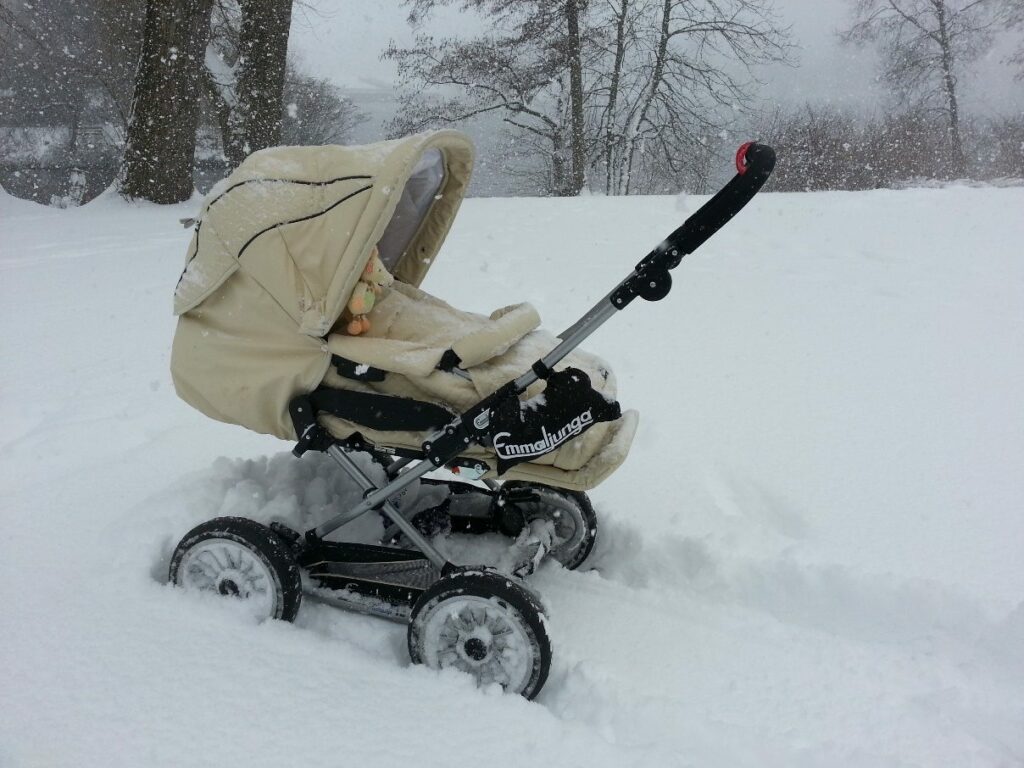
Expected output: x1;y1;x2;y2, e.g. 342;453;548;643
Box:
308;387;455;433
331;354;387;383
437;349;462;372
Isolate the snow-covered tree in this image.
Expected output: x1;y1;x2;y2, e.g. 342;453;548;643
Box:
202;0;293;167
591;0;792;195
386;0;791;195
0;0;144;147
1005;0;1024;78
280;59;366;146
841;0;1007;179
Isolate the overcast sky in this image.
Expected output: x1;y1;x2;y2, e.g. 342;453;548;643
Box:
290;0;1023;114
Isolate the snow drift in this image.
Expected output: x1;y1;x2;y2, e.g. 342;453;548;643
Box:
1;184;1023;767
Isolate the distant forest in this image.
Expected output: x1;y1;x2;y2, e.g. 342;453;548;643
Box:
1;0;1022;205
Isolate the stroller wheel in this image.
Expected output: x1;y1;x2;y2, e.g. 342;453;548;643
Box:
169;517;302;622
408;570;551;700
502;482;598;570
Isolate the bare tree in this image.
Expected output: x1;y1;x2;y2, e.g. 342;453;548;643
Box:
755;101;1024;189
201;0;244;163
119;0;214;203
0;0;144;145
386;0;595;195
841;0;1005;179
756;104;862;190
1006;0;1024;78
280;59;367;146
565;0;587;193
201;0;293;166
387;0;790;195
756;103;942;189
593;0;791;194
965;110;1024;176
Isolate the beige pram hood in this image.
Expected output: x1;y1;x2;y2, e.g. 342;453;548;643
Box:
172;131;474;439
174;130;473;331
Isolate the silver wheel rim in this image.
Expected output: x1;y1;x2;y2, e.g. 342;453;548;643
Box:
419;595;535;693
177;537;279;619
520;490;587;565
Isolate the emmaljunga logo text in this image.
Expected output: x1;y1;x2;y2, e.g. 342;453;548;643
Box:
492;409;595;459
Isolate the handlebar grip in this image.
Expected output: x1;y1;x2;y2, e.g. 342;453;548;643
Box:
609;143;775;308
663;142;775;263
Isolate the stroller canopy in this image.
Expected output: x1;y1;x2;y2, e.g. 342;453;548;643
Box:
174;130;474;334
171;131;475;439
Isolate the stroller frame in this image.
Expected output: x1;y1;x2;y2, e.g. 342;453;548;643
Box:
287;143;776;586
171;143;775;697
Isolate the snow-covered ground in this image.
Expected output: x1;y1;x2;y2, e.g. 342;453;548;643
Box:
2;183;1023;767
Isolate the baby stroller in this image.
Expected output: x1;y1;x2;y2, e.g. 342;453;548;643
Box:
168;130;775;698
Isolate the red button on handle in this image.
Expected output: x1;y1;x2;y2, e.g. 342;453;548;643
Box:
735;141;755;175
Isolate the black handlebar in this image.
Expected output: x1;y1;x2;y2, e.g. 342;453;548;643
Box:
610;142;776;308
666;141;776;261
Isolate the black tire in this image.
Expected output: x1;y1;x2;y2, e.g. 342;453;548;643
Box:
503;481;598;571
169;517;302;622
408;569;552;700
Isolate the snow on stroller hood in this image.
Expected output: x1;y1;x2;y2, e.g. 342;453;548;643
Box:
171;131;474;440
174;130;473;332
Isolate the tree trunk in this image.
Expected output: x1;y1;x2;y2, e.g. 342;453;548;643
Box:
119;0;214;203
934;1;966;178
623;0;670;195
232;0;293;164
551;134;568;195
604;0;629;194
68;87;82;155
565;0;586;194
200;60;246;167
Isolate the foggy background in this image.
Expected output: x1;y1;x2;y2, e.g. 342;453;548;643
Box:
291;0;1022;113
2;0;1022;203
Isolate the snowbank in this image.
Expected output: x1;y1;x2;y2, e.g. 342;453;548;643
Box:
2;187;1022;767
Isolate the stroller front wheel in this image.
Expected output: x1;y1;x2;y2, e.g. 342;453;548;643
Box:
502;482;598;571
408;570;551;699
169;517;302;622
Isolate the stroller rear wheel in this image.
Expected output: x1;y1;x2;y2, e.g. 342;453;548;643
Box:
408;569;551;699
502;482;598;571
169;517;302;622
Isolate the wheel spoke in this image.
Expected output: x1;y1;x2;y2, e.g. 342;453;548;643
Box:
186;562;215;589
469;605;486;627
488;657;510;686
193;552;223;579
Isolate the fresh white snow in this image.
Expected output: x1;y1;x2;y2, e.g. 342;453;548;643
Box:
2;184;1023;767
